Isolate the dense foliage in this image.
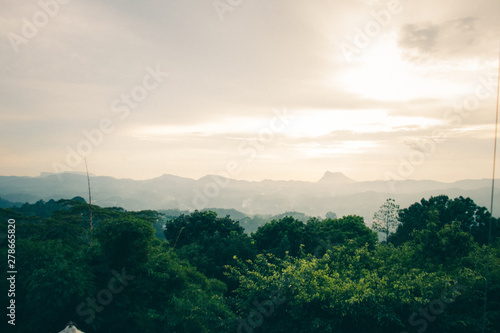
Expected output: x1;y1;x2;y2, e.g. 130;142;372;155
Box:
1;195;499;333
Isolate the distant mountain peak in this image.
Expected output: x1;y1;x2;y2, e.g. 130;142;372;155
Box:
197;174;231;182
318;171;357;184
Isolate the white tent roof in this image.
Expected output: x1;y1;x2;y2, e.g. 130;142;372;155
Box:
58;322;85;333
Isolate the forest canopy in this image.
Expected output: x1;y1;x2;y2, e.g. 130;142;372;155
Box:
1;195;499;333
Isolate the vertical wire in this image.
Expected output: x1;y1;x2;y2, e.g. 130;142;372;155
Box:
85;158;93;247
482;48;500;333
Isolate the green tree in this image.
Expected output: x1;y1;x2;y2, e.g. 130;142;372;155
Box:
95;215;156;268
305;215;377;256
392;195;496;246
164;210;255;284
325;211;337;219
4;208;95;332
408;210;476;269
252;216;305;257
371;198;400;243
92;246;236;333
226;244;474;333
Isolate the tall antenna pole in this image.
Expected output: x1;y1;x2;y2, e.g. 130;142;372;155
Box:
85;158;93;247
482;48;500;333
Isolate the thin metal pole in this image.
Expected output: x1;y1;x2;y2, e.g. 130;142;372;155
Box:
85;158;93;247
482;48;500;333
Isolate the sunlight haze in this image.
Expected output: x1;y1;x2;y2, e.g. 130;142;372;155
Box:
1;0;499;182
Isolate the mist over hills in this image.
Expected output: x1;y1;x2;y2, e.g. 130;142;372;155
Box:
0;171;499;222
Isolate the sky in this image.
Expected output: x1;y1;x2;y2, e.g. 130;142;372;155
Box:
1;0;499;182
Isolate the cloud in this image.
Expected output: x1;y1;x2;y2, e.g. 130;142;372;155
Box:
398;16;481;62
399;23;439;53
1;0;498;182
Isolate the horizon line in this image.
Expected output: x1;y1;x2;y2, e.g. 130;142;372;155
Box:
0;171;495;184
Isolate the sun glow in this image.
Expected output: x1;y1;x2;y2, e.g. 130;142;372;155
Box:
295;140;378;157
339;40;460;101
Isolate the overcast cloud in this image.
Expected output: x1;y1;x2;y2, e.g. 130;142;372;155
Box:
1;0;499;182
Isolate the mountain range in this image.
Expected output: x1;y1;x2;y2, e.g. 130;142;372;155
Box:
1;171;499;222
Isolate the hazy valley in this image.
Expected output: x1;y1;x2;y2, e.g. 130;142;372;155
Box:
1;171;499;223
